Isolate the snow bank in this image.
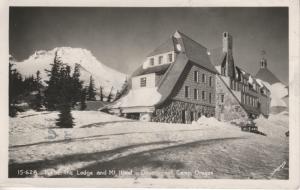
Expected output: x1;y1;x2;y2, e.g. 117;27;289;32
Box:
254;112;288;138
113;87;162;107
193;115;235;128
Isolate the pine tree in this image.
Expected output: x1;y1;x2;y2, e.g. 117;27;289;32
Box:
99;86;104;101
56;65;74;128
33;70;43;111
56;103;74;128
71;63;83;107
107;86;113;102
87;75;96;101
44;53;62;110
80;87;87;110
114;78;129;101
9;61;23;117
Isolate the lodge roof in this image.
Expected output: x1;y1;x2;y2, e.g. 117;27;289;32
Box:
255;67;281;85
147;37;175;57
209;47;226;66
112;30;219;109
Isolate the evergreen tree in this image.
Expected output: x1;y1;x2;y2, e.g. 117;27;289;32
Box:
9;61;23;117
80;87;87;110
44;53;62;110
56;65;74;128
71;64;83;107
56;103;74;128
99;86;104;101
23;75;36;93
114;78;129;101
107;86;113;102
87;75;96;101
33;70;43;111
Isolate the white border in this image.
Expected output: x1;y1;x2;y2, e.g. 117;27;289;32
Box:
1;0;299;189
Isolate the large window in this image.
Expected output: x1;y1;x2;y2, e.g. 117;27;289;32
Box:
150;58;154;66
158;56;163;64
221;94;224;103
185;86;190;98
168;53;172;62
202;91;206;100
209;76;212;87
194;89;199;100
209;93;212;103
194;71;199;83
202;74;206;83
140;77;146;87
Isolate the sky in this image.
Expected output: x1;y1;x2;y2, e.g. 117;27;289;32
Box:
9;7;288;84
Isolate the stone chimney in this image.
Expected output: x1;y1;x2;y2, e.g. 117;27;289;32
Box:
222;32;233;54
221;32;235;78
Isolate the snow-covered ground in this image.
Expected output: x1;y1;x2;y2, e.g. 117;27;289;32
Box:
9;110;288;179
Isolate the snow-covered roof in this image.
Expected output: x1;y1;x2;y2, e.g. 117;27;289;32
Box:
121;30;218;108
112;87;161;108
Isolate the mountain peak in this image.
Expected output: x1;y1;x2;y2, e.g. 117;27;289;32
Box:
13;47;127;94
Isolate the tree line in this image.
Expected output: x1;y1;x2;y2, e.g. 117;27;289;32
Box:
9;53;128;128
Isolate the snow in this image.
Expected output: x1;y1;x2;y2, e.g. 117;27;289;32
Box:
194;115;228;127
112;87;162;108
248;75;253;84
256;78;264;87
9;110;288;179
254;111;289;139
13;47;127;94
259;80;288;108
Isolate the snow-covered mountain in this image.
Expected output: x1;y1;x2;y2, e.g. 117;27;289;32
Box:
11;47;127;95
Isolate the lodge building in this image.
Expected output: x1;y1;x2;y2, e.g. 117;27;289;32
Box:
110;31;271;123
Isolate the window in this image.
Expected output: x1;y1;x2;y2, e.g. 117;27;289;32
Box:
150;58;154;65
202;91;206;100
194;89;199;100
168;53;172;62
209;76;212;87
185;86;189;98
140;77;146;87
194;71;199;82
221;94;224;103
158;56;163;64
209;93;212;103
202;74;206;83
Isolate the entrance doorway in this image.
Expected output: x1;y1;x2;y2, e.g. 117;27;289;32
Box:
181;110;186;124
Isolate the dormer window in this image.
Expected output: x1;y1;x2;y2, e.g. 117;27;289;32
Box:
168;53;172;62
140;77;146;87
150;58;154;66
158;56;163;64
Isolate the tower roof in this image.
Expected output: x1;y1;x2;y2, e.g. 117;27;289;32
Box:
255;67;281;85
